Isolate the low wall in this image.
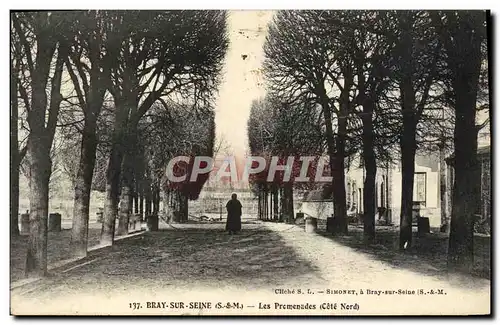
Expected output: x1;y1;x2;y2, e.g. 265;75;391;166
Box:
300;201;333;220
390;207;441;228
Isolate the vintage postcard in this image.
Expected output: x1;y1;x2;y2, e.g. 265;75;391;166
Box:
9;9;491;316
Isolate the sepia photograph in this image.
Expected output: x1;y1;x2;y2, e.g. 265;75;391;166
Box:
8;7;492;316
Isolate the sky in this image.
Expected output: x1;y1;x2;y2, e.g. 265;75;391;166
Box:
214;10;275;159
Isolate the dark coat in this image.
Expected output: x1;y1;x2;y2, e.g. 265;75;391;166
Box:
225;199;242;232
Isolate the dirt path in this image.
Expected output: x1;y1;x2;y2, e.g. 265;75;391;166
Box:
11;221;490;316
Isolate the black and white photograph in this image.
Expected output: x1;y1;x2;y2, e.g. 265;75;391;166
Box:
8;8;492;316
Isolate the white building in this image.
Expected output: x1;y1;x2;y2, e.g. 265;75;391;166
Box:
300;154;442;228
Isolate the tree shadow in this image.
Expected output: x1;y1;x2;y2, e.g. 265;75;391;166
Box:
15;224;324;298
10;228;102;283
314;224;490;284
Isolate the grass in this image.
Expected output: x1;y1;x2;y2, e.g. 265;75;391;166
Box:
10;223;103;283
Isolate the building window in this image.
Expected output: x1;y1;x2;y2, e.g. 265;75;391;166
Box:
380;181;385;207
413;172;427;205
359;188;363;213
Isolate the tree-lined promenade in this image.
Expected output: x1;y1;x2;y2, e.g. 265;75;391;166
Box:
250;10;489;272
11;221;490;315
10;10;490;282
11;10;228;277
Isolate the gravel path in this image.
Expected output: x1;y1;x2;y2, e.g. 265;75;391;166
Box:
11;221;490;316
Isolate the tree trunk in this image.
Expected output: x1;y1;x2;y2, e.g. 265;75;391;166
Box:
279;187;284;222
257;186;262;220
448;156;478;271
169;190;180;223
399;123;417;250
70;115;98;257
273;189;279;221
10;147;21;238
162;188;168;220
318;95;337;232
117;126;137;236
282;183;294;223
332;110;348;235
269;188;273;220
153;186;160;215
447;13;483;270
439;143;448;232
150;185;161;229
101;59;138;244
134;193;139;214
117;184;132;236
261;187;265;220
317;86;347;234
362;100;377;242
100;148;122;246
145;180;152;218
397;14;418;250
69;17;107;257
331;67;353;235
116;163;133;236
25;36;64;277
139;192;144;220
264;188;269;220
100;108;127;245
25;143;51;277
449;124;479;271
10;61;20;237
178;192;188;223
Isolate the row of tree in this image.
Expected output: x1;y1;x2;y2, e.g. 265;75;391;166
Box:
247;97;324;222
11;10;229;277
251;10;488;271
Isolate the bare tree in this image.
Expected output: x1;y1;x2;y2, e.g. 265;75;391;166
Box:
247;96;324;222
378;11;444;249
264;11;363;234
99;11;229;244
432;11;488;271
10;23;29;237
61;11;112;257
12;11;73;276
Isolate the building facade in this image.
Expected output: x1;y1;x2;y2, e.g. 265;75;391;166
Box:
300;154;442;228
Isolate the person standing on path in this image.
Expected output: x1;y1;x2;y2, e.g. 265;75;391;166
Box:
225;193;242;235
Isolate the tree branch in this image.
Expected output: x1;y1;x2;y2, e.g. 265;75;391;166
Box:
46;44;67;146
12;15;34;75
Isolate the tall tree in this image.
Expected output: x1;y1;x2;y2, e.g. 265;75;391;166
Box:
65;11;111;257
12;11;73;276
264;11;360;234
100;10;228;244
349;11;394;242
138;102;216;227
381;11;443;249
433;11;487;271
10;24;29;237
247;96;324;223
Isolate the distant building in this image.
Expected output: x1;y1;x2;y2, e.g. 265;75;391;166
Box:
300;143;490;232
298;153;442;227
300;110;491;229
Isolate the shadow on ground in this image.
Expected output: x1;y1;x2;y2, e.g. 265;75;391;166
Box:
10;227;102;283
312;222;490;281
14;222;322;299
